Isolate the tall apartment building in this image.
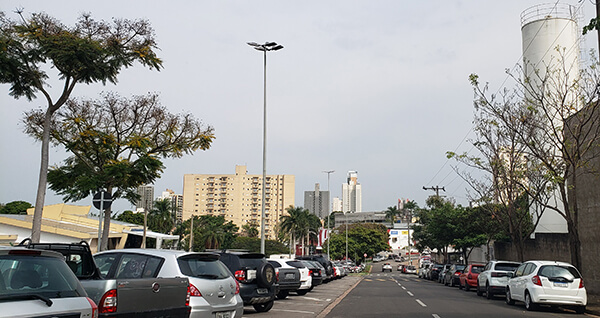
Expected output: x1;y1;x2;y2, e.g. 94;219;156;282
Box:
136;185;155;213
182;165;295;239
160;189;184;223
342;171;361;213
304;183;330;219
332;197;342;212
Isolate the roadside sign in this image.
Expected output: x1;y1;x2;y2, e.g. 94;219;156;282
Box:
92;191;112;210
364;253;367;258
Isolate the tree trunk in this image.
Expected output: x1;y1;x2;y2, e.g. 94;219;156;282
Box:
567;217;582;269
100;186;114;251
31;108;53;243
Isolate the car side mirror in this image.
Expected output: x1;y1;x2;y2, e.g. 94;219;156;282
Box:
507;272;514;278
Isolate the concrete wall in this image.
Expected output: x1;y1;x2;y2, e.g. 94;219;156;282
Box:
493;233;571;263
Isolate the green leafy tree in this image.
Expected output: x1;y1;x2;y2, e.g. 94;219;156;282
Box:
0;201;33;214
0;11;162;243
176;215;238;252
115;210;144;225
328;223;389;261
279;206;321;255
230;237;290;255
24;92;214;250
241;221;259;238
148;198;175;234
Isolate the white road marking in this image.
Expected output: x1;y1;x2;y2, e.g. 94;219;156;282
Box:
416;299;427;307
401;286;406;290
270;309;316;314
302;296;325;302
326;298;331;302
407;291;414;297
432;314;441;318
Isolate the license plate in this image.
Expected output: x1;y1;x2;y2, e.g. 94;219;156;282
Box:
216;312;231;318
553;282;568;288
285;273;295;279
257;288;268;294
247;270;256;280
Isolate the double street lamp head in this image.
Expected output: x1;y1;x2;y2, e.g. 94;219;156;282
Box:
247;41;284;52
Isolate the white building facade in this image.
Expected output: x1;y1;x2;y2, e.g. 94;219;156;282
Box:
342;171;362;213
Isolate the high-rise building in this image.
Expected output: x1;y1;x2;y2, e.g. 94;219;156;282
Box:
342;171;361;213
182;165;295;239
160;189;184;223
304;183;330;219
136;185;155;213
332;197;342;212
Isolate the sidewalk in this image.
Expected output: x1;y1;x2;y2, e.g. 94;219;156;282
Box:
587;294;600;317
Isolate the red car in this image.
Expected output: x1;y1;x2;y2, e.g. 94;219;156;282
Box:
459;264;485;291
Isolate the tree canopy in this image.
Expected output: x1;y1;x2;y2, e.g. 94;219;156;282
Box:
327;223;389;261
0;201;33;214
0;10;163;243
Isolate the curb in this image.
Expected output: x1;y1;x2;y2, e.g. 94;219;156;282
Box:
316;276;364;318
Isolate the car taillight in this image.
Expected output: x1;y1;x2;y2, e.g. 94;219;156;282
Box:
189;283;202;297
454;272;460;276
532;275;542;286
309;270;313;276
235;270;245;282
235;280;240;294
579;279;585;289
276;271;280;282
99;289;117;313
86;297;98;318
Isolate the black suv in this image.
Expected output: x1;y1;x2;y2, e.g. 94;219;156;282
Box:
216;251;276;312
296;254;333;282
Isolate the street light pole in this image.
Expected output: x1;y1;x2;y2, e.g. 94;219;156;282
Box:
323;170;334;257
248;41;283;255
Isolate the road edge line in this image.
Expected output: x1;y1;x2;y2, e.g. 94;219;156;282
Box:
316;276;364;318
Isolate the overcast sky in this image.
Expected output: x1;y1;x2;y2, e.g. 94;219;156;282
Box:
1;1;598;213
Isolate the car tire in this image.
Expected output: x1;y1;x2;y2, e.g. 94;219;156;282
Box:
505;288;515;305
458;282;463;290
253;300;274;313
476;282;483;296
524;291;538;311
257;262;276;288
575;306;586;314
276;290;289;300
465;283;470;291
486;284;493;299
296;289;309;296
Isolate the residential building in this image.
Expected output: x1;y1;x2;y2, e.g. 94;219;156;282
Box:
342;171;362;213
332;197;342;212
304;183;330;219
160;189;184;223
136;185;155;213
182;165;295;240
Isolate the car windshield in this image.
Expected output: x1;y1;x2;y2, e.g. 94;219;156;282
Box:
0;254;85;300
538;265;581;280
178;255;231;279
286;261;305;268
495;262;520;271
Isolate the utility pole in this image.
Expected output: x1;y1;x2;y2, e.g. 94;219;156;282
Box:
323;170;334;257
422;186;445;197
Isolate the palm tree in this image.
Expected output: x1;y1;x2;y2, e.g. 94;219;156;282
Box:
148;198;175;234
280;206;311;255
385;206;399;228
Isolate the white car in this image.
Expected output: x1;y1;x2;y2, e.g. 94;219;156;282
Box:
477;260;521;299
0;247;98;318
505;260;587;313
405;265;417;275
288;260;312;295
382;263;393;272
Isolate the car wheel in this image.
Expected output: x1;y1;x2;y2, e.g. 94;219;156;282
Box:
476;282;483;296
575;306;586;314
256;262;276;288
296;289;309;296
276;290;289;300
465;282;470;291
253;300;274;313
486;284;493;299
458;281;463;290
524;291;538;311
505;288;515;305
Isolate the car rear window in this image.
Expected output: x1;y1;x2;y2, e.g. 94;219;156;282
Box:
178;256;231;279
538;265;581;280
238;256;264;270
268;260;281;268
0;254;85;299
494;262;520;271
471;265;485;273
286;261;305;268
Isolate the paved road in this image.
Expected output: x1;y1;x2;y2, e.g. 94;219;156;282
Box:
326;262;590;318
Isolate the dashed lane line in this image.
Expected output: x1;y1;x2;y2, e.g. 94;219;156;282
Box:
432;314;441;318
407;291;414;297
416;299;427;307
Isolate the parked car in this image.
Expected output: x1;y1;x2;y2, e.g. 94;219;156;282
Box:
0;246;98;318
397;264;405;272
405;265;417;275
459;264;485;291
296;255;333;282
438;264;452;283
429;264;444;281
477;260;521;299
287;260;312;295
100;249;243;318
505;260;586;313
418;263;432;278
216;251;276;313
267;259;301;300
444;264;466;287
300;260;323;288
382;262;393;272
21;240;190;317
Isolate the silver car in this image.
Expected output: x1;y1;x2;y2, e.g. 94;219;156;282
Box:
94;249;243;318
0;246;97;318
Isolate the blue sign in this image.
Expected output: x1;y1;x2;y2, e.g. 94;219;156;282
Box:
390;231;398;235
